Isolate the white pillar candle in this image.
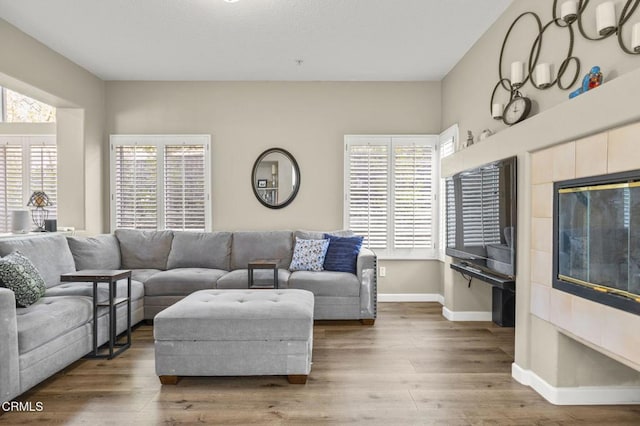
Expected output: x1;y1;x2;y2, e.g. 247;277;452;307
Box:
272;164;277;174
633;22;640;53
596;2;617;36
492;103;503;119
535;63;552;88
511;61;524;86
560;0;578;23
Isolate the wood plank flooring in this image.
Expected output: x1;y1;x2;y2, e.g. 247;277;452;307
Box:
2;302;639;425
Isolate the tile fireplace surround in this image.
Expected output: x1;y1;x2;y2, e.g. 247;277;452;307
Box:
531;121;640;372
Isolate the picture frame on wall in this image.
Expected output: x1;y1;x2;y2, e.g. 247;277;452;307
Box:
257;179;268;188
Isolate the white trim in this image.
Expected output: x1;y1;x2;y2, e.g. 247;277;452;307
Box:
442;306;492;321
511;363;640;405
379;293;444;303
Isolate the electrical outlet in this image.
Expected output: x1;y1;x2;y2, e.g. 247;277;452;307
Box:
379;266;386;277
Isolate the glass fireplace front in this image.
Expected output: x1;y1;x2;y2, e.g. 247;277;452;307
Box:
554;171;640;315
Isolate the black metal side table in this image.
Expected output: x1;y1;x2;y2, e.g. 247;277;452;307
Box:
247;260;278;289
60;269;132;359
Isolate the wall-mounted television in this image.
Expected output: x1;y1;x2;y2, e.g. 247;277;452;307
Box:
445;156;517;278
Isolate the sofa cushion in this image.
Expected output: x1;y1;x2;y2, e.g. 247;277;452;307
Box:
144;268;227;296
217;269;291;289
0;252;47;307
323;234;364;274
0;234;76;288
289;237;330;272
131;269;162;283
44;279;145;302
289;271;360;297
167;231;232;270
66;234;121;270
294;229;354;240
230;231;293;270
115;229;173;270
15;296;93;354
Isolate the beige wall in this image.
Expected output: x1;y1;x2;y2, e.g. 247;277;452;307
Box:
442;0;640;138
106;81;442;294
0;18;105;233
441;0;640;390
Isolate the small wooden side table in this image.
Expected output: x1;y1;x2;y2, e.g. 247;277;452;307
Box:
247;260;278;289
60;269;132;359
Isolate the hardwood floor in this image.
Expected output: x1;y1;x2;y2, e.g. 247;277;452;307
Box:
2;302;639;425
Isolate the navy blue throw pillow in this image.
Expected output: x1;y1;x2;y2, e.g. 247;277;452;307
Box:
323;234;364;274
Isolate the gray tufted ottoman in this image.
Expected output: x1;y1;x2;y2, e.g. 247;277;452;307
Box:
154;289;314;384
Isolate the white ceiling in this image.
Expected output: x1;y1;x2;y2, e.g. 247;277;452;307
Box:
0;0;513;81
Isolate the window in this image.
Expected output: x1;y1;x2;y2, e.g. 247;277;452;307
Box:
0;136;57;233
110;135;211;231
0;87;56;123
344;135;439;259
438;124;458;259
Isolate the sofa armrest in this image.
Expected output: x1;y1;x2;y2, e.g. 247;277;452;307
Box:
356;248;377;319
0;288;20;403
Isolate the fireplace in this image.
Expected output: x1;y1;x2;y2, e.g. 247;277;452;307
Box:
553;170;640;315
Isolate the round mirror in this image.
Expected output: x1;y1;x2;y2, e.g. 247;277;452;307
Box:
251;148;300;209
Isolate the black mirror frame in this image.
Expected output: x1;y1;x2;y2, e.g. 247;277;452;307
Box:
251;148;300;209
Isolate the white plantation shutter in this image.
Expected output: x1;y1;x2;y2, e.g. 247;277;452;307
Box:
345;135;438;258
114;145;158;230
110;135;211;231
393;142;433;249
445;178;457;248
164;144;206;231
0;136;56;233
460;167;501;246
347;143;389;250
30;143;57;219
0;142;23;232
438;124;458;258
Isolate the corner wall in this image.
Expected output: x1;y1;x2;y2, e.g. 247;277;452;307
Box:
441;0;640;402
0;18;105;233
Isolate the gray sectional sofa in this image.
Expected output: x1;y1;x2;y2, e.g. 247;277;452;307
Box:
0;229;377;404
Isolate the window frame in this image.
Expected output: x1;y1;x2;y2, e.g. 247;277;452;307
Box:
109;134;212;232
344;134;440;260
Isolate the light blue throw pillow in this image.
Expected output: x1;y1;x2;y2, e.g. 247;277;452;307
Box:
289;237;330;272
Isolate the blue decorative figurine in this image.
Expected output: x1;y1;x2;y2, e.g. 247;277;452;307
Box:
569;66;604;99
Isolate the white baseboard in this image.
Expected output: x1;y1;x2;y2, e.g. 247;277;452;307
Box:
512;362;640;405
378;293;444;304
441;306;492;322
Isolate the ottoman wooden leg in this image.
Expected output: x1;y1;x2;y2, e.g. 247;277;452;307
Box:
361;318;375;325
159;375;179;385
287;374;308;384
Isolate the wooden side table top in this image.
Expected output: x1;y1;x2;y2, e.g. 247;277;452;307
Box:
60;269;132;282
247;260;278;269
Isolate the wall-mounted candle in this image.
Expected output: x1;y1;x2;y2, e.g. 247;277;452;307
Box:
596;2;617;37
633;22;640;53
535;63;552;88
560;0;578;24
492;103;504;119
511;61;524;87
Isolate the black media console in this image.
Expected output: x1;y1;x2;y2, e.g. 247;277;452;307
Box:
450;262;515;327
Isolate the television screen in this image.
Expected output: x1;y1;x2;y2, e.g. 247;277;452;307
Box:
445;156;517;278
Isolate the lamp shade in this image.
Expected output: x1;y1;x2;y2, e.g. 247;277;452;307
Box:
27;191;52;208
